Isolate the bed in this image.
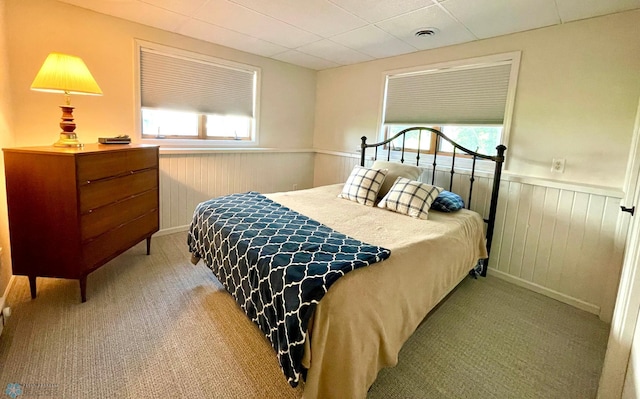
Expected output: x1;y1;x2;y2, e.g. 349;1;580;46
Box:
188;127;506;398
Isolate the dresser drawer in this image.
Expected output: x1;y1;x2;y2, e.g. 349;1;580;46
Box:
81;189;158;242
126;148;158;172
77;148;158;182
79;169;158;213
77;152;128;182
82;209;158;269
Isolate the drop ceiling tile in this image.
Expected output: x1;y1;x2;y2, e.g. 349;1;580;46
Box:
555;0;640;22
271;50;341;70
56;0;640;69
296;39;373;65
194;0;321;49
228;0;368;37
178;19;289;57
330;25;418;58
58;0;189;31
329;0;436;23
138;0;209;16
441;0;560;39
376;5;476;50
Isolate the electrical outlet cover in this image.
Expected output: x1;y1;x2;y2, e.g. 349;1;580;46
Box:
551;158;565;173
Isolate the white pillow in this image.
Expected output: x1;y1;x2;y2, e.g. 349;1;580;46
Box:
371;160;421;199
378;177;443;219
338;166;387;207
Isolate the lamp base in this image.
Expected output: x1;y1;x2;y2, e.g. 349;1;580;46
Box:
53;104;83;148
53;133;84;148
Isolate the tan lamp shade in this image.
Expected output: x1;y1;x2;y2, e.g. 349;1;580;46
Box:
30;52;103;148
30;52;103;96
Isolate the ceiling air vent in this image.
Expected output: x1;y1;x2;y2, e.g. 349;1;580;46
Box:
414;28;439;37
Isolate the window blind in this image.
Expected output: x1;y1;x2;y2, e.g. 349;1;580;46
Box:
383;63;513;125
140;48;255;117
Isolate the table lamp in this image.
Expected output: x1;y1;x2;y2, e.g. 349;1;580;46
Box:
30;52;103;148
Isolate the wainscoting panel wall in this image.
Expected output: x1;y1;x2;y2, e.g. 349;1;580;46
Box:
313;151;360;187
159;151;314;233
314;152;624;321
490;180;623;319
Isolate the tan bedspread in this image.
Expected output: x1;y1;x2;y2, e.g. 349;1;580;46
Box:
266;184;487;399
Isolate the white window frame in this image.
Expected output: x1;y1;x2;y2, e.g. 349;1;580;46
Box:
377;52;520;167
134;40;261;147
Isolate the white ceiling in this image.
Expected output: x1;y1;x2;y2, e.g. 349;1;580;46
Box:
56;0;640;70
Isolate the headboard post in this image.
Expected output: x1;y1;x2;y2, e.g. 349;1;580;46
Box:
360;136;367;167
482;144;507;276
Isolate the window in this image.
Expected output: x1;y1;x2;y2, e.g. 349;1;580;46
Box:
438;125;502;155
137;42;260;144
140;110;252;140
381;52;519;156
385;125;503;156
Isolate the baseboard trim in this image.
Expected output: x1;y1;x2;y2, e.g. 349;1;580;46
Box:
488;268;601;316
0;275;15;310
156;225;190;236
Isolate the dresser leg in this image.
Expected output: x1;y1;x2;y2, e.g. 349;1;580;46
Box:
79;276;87;303
146;236;152;255
28;275;37;299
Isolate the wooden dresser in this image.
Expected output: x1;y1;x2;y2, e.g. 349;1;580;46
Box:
3;144;159;302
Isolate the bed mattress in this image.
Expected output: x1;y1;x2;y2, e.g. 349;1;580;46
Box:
264;184;487;399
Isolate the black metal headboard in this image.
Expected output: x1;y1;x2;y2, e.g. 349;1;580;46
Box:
360;127;506;276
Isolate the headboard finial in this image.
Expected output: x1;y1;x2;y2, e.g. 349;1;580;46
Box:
496;144;507;162
360;136;368;166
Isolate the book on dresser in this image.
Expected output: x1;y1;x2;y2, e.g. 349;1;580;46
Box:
2;144;160;302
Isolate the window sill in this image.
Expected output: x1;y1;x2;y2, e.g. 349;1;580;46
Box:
157;146;315;155
140;138;257;147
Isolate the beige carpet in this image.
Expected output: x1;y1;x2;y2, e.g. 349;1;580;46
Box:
0;232;609;398
368;274;609;399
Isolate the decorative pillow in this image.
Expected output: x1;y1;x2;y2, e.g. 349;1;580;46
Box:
377;177;443;219
338;166;388;206
371;160;421;199
431;191;465;212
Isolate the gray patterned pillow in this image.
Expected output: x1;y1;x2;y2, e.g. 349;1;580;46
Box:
377;177;443;219
338;166;387;206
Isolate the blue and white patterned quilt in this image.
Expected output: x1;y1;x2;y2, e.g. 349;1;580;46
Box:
187;192;391;386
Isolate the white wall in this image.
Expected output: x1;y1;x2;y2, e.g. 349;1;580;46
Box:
0;0;15;298
313;10;640;189
312;11;640;321
158;151;314;233
315;152;623;320
5;0;316;149
490;179;622;320
3;0;638;322
0;0;318;296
